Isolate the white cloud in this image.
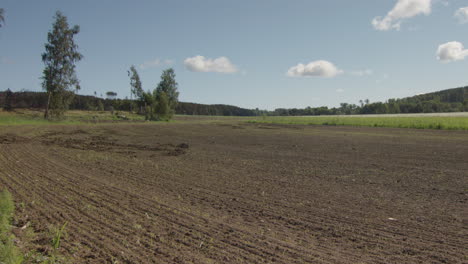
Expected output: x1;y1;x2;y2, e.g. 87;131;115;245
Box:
437;41;468;62
336;88;345;93
372;0;432;31
454;7;468;24
349;69;373;76
286;60;343;78
139;58;173;70
184;55;238;73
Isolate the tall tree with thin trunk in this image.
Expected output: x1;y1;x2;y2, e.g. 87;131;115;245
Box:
42;11;82;119
128;65;143;100
0;8;5;28
128;65;143;112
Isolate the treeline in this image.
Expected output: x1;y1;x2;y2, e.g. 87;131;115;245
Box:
0;91;257;116
2;87;467;117
176;102;255;116
271;87;468;116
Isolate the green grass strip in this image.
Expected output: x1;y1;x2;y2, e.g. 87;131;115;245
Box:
0;190;23;264
248;116;468;130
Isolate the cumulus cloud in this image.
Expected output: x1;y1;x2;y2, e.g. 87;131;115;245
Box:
286;60;343;78
139;58;173;70
437;41;468;62
349;69;373;76
454;7;468;24
184;55;238;73
372;0;432;31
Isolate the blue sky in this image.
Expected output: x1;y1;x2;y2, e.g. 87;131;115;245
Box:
1;0;467;110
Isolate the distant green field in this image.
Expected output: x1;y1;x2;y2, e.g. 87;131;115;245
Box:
0;110;53;125
2;109;468;130
248;115;468;130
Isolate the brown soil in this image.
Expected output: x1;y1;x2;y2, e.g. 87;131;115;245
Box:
0;122;466;263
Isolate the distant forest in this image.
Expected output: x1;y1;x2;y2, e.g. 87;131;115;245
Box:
0;91;257;116
271;86;468;116
1;86;467;116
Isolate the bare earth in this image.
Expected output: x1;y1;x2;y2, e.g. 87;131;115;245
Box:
0;121;466;263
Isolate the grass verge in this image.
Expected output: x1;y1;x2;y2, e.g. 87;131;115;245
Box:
0;189;23;264
0;190;69;264
0;109;144;126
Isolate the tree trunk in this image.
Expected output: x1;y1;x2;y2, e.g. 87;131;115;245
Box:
44;91;51;119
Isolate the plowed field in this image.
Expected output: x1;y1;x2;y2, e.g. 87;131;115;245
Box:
0;121;466;263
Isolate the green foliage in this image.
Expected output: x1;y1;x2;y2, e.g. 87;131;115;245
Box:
0;111;53;126
0;90;258;117
82;101;93;111
0;190;14;235
97;100;104;111
0;190;69;264
0;8;5;28
0;109;148;126
140;68;179;121
176;102;256;116
128;66;144;102
3;89;13;111
271;87;468;116
0;190;24;264
144;105;153;121
4;86;465;118
51;222;67;250
128;65;144;114
154;92;170;121
105;91;117;100
155;68;179;112
48;91;75;120
42;11;82;119
0;239;23;264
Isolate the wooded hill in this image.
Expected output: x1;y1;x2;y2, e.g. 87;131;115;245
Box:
271;86;468;116
1;86;467;116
